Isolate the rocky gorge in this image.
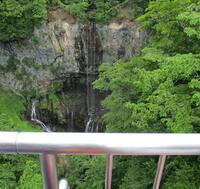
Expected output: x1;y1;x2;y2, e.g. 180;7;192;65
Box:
0;9;147;132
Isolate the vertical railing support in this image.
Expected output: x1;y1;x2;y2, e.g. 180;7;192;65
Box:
153;155;166;189
105;154;113;189
40;153;58;189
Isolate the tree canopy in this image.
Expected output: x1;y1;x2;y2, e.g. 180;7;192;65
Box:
0;0;47;42
92;0;200;188
0;88;42;188
95;0;200;133
0;0;149;42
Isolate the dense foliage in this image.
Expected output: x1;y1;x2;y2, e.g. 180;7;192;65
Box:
49;0;130;22
0;89;40;131
0;0;148;42
0;89;42;188
0;0;47;42
49;0;150;22
0;0;149;42
94;0;200;133
66;0;200;188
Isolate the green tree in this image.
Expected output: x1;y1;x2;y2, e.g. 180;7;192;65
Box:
0;163;17;189
17;160;42;189
67;155;106;189
0;89;39;131
0;89;41;188
49;0;135;22
92;0;200;188
0;0;47;42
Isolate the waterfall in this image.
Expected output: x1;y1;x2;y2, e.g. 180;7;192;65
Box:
70;110;74;132
85;117;92;132
91;121;95;132
95;119;100;132
85;22;99;133
66;107;70;131
66;107;74;132
31;99;51;132
85;118;101;133
86;23;96;117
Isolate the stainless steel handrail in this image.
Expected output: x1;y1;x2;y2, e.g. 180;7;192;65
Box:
0;132;200;189
1;132;200;155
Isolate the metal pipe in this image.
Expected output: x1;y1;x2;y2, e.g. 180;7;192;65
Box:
40;153;58;189
105;155;113;189
152;155;166;189
0;132;18;153
0;132;200;155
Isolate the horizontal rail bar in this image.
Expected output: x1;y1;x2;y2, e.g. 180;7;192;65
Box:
0;132;200;155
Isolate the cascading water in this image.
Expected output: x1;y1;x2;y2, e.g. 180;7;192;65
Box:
70;110;74;132
31;99;51;132
63;21;104;132
66;107;70;131
66;107;74;132
85;22;101;132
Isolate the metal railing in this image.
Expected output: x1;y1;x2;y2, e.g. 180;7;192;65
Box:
0;132;200;189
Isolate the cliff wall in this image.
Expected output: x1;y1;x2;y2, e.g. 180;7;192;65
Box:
0;9;147;92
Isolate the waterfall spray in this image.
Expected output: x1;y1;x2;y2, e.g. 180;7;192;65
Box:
31;99;51;132
85;117;92;132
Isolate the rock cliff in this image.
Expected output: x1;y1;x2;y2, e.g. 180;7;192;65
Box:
0;9;147;93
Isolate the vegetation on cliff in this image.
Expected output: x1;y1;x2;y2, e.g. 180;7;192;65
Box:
0;0;148;42
0;89;39;131
48;0;149;22
0;0;47;42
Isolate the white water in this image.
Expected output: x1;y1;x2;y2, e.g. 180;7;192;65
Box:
31;100;51;132
85;118;92;132
95;120;100;132
85;117;101;132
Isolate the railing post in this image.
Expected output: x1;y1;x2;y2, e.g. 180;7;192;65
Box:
153;155;166;189
105;155;113;189
40;153;58;189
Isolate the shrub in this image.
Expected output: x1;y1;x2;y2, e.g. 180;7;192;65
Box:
0;0;47;42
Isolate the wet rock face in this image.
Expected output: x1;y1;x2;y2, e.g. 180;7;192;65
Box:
0;9;147;92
